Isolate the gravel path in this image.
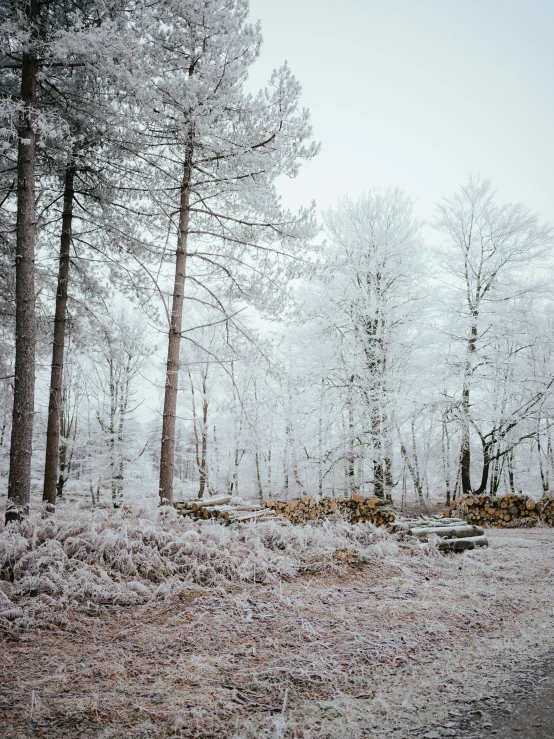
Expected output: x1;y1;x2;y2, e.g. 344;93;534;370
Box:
1;528;554;738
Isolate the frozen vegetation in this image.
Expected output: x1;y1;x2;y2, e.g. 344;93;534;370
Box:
1;509;554;737
2;0;554;736
0;505;403;631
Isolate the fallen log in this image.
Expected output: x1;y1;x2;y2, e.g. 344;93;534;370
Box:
190;494;231;510
437;534;488;551
228;509;278;523
409;524;485;539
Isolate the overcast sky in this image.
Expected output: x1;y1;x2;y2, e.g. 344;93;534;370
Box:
248;0;554;228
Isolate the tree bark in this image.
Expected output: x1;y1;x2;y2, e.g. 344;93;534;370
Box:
460;314;478;496
442;413;452;505
159;136;193;505
460;383;472;495
399;440;423;500
347;376;356;494
6;17;38;524
474;438;492;495
198;367;208;498
43;164;75;512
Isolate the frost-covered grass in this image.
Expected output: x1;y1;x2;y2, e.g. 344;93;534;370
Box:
0;505;409;631
2;509;553;738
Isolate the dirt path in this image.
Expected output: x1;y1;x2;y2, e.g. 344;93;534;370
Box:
1;528;554;738
501;671;554;738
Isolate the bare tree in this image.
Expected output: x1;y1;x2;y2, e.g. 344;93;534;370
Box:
323;189;423;498
435;177;553;495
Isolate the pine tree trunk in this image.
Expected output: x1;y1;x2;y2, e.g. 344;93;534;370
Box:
159;142;193;505
43;164;75;513
6;25;38;524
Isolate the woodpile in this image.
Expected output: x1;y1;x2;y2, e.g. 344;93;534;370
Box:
394;517;488;551
174;495;284;524
174;493;395;527
446;493;542;528
265;494;395;526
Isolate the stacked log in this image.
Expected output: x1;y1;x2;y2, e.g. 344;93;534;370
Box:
391;516;467;533
265;494;395;526
408;523;487;551
175;494;395;527
393;516;488;551
539;496;554;526
174;496;283;524
445;493;540;528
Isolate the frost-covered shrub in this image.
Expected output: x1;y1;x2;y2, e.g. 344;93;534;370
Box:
0;508;417;631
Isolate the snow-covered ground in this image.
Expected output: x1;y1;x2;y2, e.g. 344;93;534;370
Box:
1;510;554;737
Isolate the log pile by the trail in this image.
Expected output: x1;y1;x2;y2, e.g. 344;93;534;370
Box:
265;494;395;526
174;495;284;524
393;516;488;551
444;493;554;528
174;493;395;527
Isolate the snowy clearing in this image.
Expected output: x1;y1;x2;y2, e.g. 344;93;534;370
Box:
1;514;554;738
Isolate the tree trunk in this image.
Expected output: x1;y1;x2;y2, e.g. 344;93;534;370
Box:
43;164;75;513
347;376;356;493
537;418;549;492
56;382;77;499
114;368;130;506
109;358;118;505
318;379;324;496
442;413;451;505
159;139;193;505
460;314;478;496
198;369;208;499
6;24;38;524
266;445;272;493
506;449;516;493
489;452;502;496
56;441;68;498
474;438;492;495
399;440;423;500
460;383;472;496
255;447;263;503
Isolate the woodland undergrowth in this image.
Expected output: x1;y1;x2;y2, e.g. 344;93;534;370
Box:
0;505;435;632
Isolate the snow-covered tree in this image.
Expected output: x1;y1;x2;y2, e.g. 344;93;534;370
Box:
133;0;318;504
319;189;424;498
434;177;554;496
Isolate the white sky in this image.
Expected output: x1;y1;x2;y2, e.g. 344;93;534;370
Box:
248;0;554;226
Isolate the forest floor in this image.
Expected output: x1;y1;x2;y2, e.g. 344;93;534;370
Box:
1;527;554;738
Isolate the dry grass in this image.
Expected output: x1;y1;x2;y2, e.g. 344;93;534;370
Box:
0;506;406;631
1;511;554;738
